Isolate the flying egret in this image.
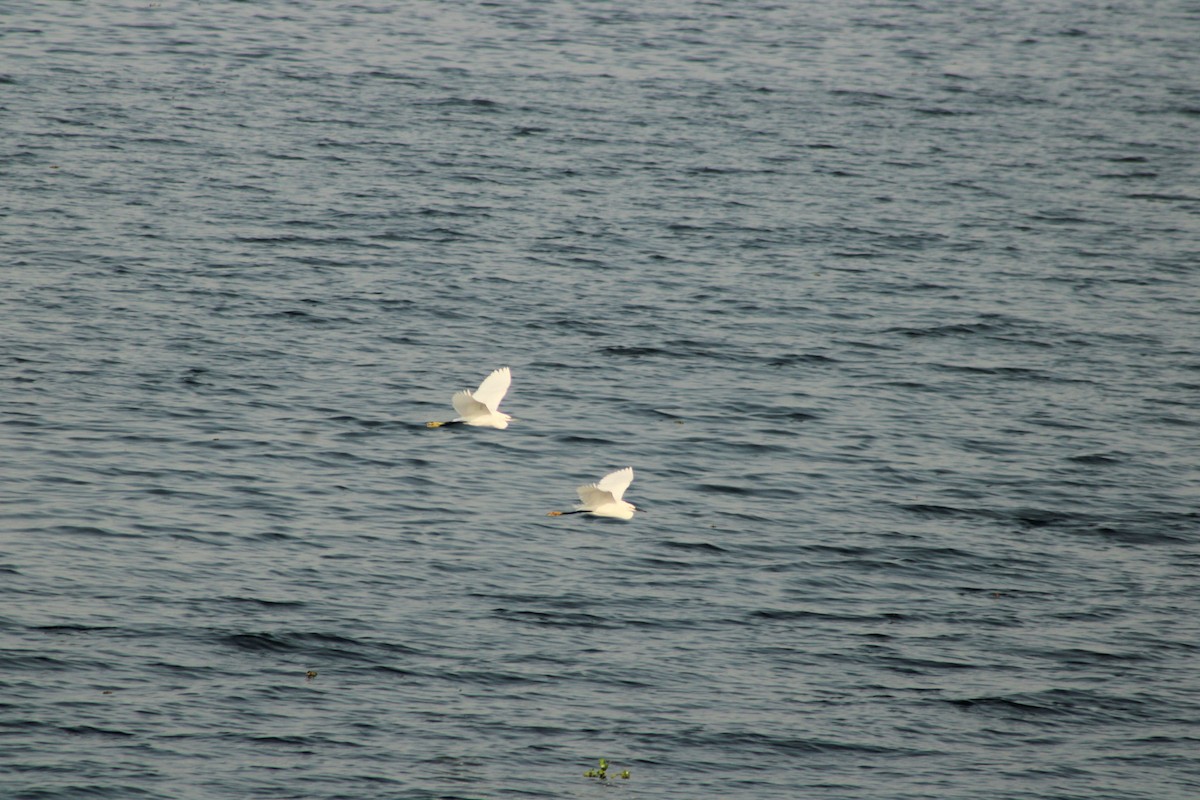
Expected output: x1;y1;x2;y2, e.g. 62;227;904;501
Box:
426;367;513;429
547;467;637;520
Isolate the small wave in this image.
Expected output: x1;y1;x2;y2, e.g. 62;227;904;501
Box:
222;632;295;653
1127;192;1200;202
216;596;307;610
685;729;925;756
60;725;136;739
947;689;1158;725
491;608;618;629
659;540;727;553
1067;452;1123;464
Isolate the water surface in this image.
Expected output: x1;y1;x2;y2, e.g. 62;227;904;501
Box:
3;2;1198;798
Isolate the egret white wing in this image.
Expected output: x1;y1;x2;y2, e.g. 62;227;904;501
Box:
595;467;634;502
452;390;488;421
576;482;616;510
471;367;511;412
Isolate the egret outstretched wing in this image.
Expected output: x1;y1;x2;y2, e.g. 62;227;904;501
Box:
595;467;634;502
472;367;511;413
451;390;488;421
576;482;613;510
576;467;634;508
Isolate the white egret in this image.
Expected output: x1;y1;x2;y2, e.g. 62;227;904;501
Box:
548;467;637;520
426;367;513;429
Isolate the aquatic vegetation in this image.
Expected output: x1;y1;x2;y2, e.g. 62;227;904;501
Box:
583;758;630;780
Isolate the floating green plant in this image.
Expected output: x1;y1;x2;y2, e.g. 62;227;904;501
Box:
583;758;630;780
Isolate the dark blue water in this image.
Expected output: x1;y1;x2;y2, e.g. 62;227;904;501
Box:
3;2;1199;798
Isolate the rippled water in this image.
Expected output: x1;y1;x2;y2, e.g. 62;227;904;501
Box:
3;2;1199;798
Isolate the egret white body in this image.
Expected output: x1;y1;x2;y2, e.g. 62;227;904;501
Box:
427;367;513;429
548;467;637;520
